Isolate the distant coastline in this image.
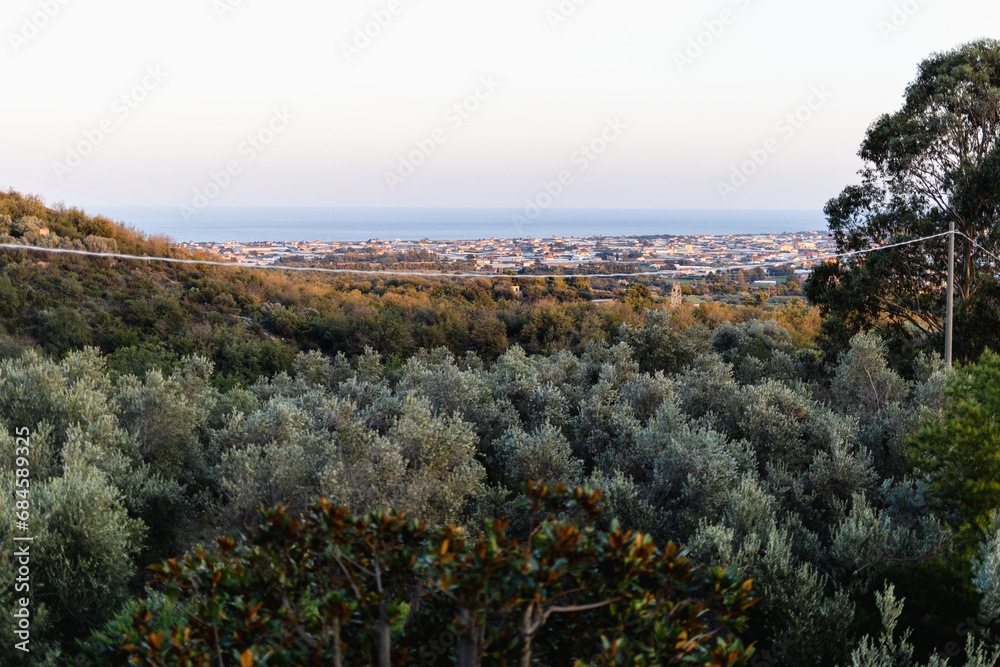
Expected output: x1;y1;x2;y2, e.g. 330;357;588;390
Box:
84;207;829;243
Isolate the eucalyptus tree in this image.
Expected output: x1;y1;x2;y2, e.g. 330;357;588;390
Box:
807;40;1000;358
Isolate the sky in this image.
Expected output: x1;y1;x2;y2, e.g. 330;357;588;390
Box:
2;0;998;216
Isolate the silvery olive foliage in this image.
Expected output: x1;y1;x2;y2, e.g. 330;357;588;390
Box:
619;308;713;374
221;357;486;529
0;314;985;664
0;350;147;657
973;512;1000;625
496;420;583;487
845;584;999;667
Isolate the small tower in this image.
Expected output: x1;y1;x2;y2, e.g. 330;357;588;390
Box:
670;282;682;307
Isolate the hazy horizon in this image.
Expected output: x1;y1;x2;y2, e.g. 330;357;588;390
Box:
83;206;830;243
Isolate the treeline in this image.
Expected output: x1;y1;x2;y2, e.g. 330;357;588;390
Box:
701;267;805;299
0;189;177;258
278;247;475;272
320;248;442;263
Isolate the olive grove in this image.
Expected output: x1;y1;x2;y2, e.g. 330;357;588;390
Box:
2;311;998;664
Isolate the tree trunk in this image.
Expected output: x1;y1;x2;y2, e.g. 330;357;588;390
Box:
373;557;391;667
518;604;537;667
456;608;482;667
378;599;391;667
333;617;343;667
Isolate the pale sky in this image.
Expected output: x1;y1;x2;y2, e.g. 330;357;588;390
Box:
2;0;998;213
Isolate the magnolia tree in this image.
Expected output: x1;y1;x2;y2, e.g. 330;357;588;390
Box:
97;483;757;666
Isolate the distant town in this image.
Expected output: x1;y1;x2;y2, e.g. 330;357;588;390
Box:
179;230;836;277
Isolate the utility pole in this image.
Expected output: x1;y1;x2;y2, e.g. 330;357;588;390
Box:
946;220;955;366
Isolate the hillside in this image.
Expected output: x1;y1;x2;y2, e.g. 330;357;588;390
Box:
1;189;998;665
0;189;819;384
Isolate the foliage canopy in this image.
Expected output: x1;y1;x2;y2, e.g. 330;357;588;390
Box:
807;39;1000;359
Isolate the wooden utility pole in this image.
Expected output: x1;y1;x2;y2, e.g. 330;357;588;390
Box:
946;220;955;365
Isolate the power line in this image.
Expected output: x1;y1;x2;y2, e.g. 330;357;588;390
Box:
3;229;988;368
717;231;958;273
0;230;982;280
817;231;956;260
955;230;1000;265
0;243;676;279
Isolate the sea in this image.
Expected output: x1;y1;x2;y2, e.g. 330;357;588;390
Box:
86;207;829;244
